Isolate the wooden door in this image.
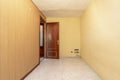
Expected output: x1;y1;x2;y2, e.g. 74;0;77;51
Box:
46;22;59;59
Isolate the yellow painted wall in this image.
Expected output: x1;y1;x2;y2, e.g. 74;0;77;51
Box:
80;0;120;80
47;18;80;57
0;0;43;80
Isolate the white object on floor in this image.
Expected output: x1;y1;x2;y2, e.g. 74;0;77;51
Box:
24;58;101;80
40;57;44;62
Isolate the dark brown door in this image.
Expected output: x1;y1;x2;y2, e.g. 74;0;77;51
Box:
46;22;59;59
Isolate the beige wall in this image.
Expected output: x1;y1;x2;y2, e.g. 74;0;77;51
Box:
47;18;81;57
0;0;42;80
80;0;120;80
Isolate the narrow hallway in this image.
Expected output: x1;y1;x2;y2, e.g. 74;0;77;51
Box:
1;0;120;80
24;58;101;80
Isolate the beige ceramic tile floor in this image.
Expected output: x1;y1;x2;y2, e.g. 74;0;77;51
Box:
24;58;101;80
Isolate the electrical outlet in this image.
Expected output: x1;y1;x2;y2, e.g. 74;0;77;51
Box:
74;49;79;53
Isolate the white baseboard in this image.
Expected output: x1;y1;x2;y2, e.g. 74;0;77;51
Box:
60;55;81;59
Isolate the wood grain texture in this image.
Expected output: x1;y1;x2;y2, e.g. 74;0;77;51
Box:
0;0;45;80
46;22;59;59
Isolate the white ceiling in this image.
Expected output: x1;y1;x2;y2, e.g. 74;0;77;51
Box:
32;0;90;17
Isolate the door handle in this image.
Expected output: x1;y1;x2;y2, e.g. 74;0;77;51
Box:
57;40;59;45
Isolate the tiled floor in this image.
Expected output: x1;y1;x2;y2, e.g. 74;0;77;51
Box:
24;58;101;80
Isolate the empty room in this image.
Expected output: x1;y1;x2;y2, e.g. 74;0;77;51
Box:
0;0;120;80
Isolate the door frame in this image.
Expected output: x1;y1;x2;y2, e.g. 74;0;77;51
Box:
39;17;47;59
39;20;60;59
